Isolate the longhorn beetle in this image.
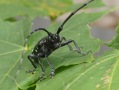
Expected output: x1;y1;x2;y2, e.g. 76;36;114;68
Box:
18;0;94;80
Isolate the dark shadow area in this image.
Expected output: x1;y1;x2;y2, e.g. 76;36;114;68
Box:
55;64;79;74
18;85;36;90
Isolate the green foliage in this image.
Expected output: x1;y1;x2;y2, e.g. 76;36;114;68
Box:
108;23;119;49
0;0;73;21
0;19;31;90
0;0;118;90
0;0;104;21
68;0;105;11
35;50;119;90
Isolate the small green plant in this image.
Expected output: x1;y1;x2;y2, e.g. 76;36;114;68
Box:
0;0;118;90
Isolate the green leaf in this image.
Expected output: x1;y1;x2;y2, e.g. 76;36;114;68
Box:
0;19;32;90
0;10;110;90
108;23;119;49
0;0;104;21
0;0;72;20
35;50;119;90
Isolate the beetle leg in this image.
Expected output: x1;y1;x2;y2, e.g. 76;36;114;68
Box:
45;56;55;77
37;57;45;80
61;37;73;50
26;54;37;74
61;40;91;55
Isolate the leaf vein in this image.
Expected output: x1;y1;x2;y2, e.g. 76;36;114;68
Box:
0;40;23;48
64;54;118;90
0;49;23;56
108;59;119;90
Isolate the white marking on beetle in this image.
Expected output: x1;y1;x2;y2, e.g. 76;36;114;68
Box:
35;49;38;52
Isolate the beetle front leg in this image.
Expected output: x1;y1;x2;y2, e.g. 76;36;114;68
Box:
60;37;73;50
27;54;37;74
61;40;91;55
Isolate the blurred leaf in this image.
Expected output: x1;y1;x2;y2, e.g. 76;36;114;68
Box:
68;0;105;12
0;0;104;21
36;50;119;90
0;9;110;90
86;0;105;8
108;23;119;49
0;0;72;20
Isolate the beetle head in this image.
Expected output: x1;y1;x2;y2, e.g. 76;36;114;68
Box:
48;34;61;47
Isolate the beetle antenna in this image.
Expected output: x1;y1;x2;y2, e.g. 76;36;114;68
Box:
56;0;94;34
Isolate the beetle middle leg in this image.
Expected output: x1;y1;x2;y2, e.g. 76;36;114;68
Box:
61;39;91;55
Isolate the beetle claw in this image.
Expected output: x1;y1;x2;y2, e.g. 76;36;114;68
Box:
26;69;36;74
